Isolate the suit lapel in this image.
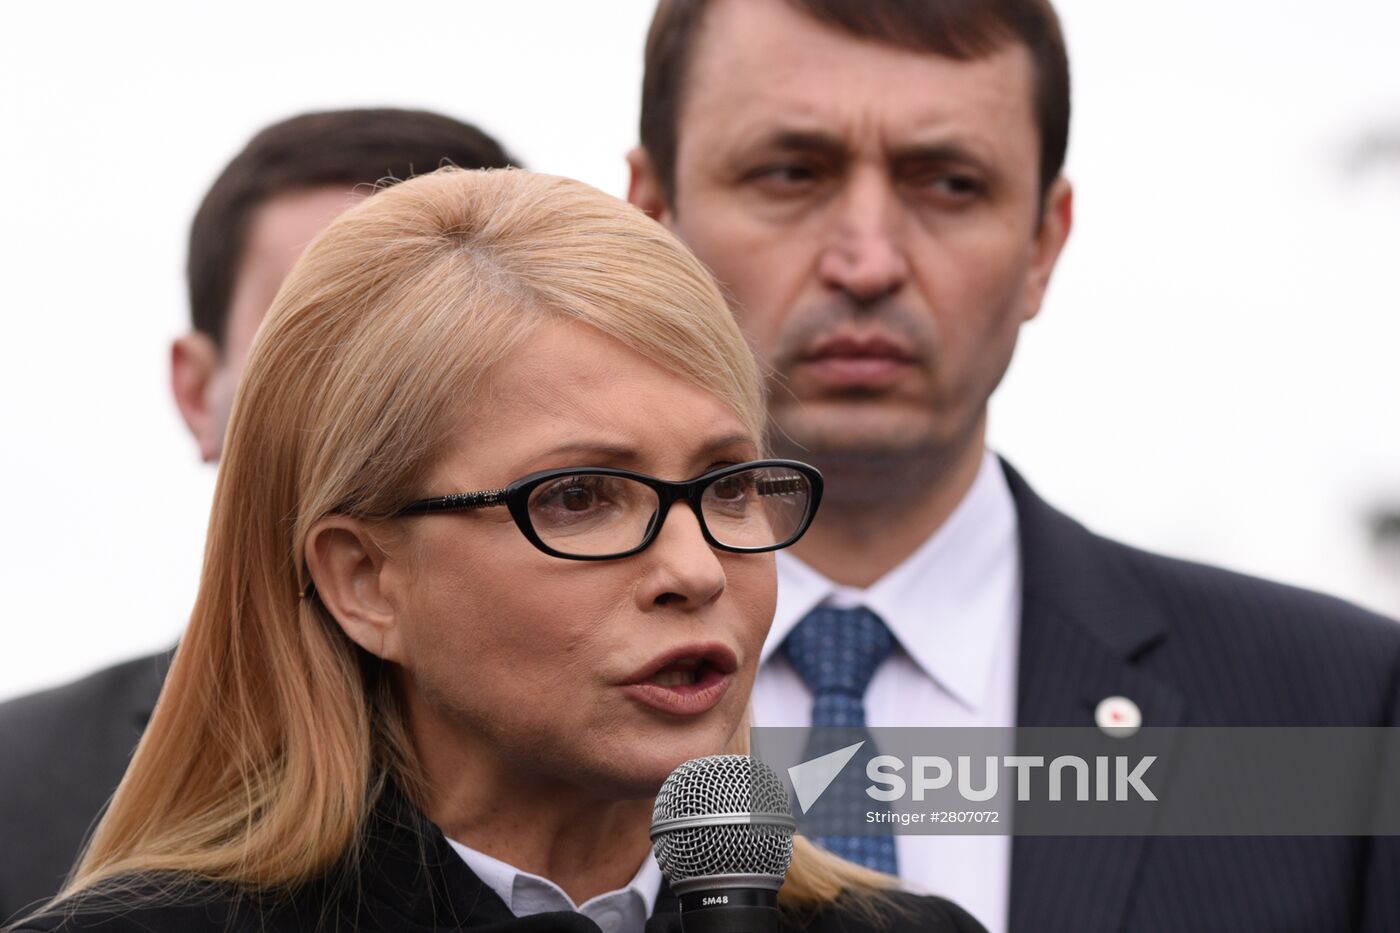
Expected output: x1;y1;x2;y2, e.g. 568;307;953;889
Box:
1002;461;1185;933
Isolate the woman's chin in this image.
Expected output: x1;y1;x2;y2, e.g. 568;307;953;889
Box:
569;728;733;799
624;729;738;791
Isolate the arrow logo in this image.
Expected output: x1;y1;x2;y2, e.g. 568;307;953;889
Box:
787;741;865;813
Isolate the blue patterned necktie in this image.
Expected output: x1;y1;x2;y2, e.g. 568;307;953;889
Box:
781;606;899;874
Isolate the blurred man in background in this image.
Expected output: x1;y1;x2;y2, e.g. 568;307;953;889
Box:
0;108;517;921
627;1;1400;931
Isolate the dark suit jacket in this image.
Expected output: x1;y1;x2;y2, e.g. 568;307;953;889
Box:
3;462;1398;930
7;787;985;933
0;650;172;924
1003;461;1400;932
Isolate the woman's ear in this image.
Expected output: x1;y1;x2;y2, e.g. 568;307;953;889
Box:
305;516;405;663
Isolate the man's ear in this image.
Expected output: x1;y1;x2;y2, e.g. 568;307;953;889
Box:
304;516;405;664
626;145;674;227
171;331;225;462
1024;175;1074;323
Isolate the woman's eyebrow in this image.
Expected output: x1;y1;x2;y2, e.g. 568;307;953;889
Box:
695;432;759;458
522;432;757;470
530;440;638;462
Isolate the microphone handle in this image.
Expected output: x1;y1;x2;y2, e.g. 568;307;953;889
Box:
678;887;780;933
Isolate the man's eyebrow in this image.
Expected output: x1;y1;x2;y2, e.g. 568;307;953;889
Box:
889;140;993;171
755;129;848;157
743;131;993;175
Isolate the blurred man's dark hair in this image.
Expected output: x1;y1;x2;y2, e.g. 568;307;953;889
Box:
188;108;517;348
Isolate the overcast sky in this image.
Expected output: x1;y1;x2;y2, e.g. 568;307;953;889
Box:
2;0;1398;700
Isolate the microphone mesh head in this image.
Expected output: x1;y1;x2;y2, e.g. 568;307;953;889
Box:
651;754;794;882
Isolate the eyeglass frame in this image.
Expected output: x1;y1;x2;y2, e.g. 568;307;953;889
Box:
394;458;824;561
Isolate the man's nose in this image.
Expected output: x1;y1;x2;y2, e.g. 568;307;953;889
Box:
817;168;909;306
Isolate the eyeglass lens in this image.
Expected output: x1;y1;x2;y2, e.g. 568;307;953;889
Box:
524;465;813;557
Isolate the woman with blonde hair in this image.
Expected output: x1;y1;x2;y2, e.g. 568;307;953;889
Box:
13;169;983;933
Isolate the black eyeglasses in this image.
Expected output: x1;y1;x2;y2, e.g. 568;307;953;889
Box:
396;459;823;561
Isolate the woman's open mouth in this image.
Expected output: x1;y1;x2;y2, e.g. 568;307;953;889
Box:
621;645;737;716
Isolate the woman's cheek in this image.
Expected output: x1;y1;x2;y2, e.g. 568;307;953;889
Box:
728;556;779;638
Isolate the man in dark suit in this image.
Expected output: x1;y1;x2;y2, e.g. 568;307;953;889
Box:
625;1;1400;931
0;108;517;923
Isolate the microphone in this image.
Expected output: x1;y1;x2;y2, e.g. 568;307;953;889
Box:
650;755;796;933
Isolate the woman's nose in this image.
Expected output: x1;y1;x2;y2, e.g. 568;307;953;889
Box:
635;501;726;610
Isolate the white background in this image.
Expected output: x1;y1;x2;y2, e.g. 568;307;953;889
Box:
2;1;1399;701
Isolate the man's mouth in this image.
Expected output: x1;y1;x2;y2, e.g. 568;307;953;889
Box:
798;334;919;389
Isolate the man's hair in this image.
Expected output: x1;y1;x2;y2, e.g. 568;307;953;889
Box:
187;108;518;348
640;0;1070;205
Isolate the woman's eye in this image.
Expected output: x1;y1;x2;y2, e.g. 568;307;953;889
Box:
558;485;595;511
711;475;753;502
538;478;606;513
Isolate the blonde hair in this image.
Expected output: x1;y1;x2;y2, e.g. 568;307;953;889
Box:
65;168;891;912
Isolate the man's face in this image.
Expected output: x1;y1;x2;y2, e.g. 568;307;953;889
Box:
630;0;1070;474
174;185;364;461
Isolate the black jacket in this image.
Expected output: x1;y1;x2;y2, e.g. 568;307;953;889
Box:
0;651;172;924
1002;462;1400;932
6;789;984;933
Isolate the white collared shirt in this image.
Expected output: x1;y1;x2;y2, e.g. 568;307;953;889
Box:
447;838;663;933
751;448;1021;933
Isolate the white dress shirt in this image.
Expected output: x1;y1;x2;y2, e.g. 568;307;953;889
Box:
447;837;663;933
751;448;1021;933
